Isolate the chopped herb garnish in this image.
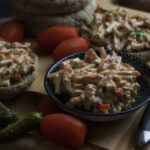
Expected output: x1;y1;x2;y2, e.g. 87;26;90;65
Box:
14;49;17;53
119;24;123;27
120;32;126;37
9;50;12;54
129;30;143;39
15;61;23;65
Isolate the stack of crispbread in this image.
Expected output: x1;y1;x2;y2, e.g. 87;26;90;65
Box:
10;0;97;36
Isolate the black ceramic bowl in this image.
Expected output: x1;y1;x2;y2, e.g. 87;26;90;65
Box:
44;49;150;121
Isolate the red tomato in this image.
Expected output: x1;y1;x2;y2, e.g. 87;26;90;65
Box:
97;104;110;112
37;26;78;54
52;37;89;61
0;20;25;42
40;113;87;147
36;96;62;116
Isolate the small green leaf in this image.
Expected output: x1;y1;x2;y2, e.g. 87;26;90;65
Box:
15;61;22;65
13;49;17;53
9;50;12;54
129;30;143;39
120;32;126;37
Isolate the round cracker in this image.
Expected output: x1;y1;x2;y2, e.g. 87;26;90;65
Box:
0;53;38;99
10;0;89;15
13;0;97;36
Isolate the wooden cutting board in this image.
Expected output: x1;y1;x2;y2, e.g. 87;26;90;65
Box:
1;0;150;150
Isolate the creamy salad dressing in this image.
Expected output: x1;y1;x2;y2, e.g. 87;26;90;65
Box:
49;47;140;114
0;39;35;87
84;8;150;51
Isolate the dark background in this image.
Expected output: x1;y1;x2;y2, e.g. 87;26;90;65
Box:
0;0;12;17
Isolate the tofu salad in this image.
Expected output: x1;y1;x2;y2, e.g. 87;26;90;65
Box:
49;47;141;114
0;39;35;87
84;8;150;52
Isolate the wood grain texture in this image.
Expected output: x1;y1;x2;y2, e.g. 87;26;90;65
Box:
87;109;143;150
27;55;53;95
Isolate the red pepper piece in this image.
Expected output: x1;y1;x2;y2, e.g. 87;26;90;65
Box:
116;88;123;96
